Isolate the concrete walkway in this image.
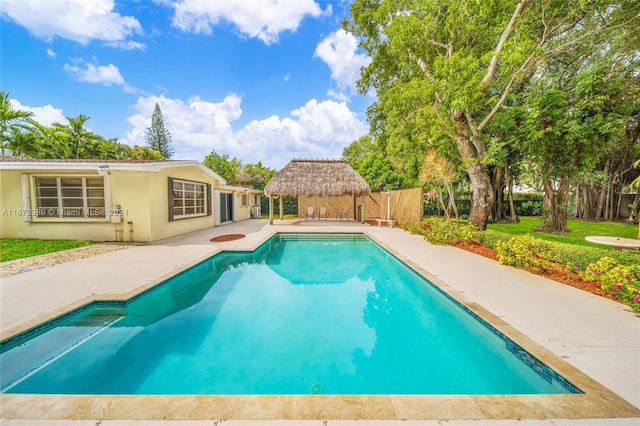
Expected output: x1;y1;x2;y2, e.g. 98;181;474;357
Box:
1;220;638;423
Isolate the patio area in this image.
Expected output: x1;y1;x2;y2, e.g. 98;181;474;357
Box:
1;219;639;423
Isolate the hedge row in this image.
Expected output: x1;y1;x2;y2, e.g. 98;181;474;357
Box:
478;230;640;312
477;230;640;270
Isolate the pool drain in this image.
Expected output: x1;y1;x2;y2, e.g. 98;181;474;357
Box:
309;382;324;394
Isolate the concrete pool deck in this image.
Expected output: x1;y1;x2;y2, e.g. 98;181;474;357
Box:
1;219;639;423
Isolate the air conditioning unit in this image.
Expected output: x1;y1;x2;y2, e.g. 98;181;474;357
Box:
251;206;262;218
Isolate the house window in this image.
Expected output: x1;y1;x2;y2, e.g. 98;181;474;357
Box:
34;176;105;219
169;178;210;220
241;194;247;206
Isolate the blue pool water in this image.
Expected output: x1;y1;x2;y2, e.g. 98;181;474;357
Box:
0;234;579;395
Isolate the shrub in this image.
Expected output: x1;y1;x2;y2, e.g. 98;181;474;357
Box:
515;200;542;216
403;218;477;245
477;229;510;250
549;244;640;274
581;257;640;312
495;234;556;272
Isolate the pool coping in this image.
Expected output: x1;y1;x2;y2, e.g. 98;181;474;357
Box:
1;228;639;420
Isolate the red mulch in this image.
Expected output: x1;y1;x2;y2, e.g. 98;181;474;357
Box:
210;234;245;242
455;241;619;303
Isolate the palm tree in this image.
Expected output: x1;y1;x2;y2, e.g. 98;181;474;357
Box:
0;91;34;155
56;114;97;159
420;149;460;224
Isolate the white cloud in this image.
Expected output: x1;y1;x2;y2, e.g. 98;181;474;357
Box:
314;29;371;100
64;61;126;86
0;0;142;45
124;94;243;161
236;99;367;167
170;0;330;44
106;40;146;50
9;99;65;127
124;95;367;169
46;48;56;57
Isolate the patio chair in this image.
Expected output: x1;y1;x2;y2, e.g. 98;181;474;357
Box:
306;206;315;219
319;207;327;220
338;207;348;220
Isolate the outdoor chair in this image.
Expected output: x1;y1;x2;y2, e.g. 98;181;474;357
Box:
338;207;348;220
319;207;327;220
306;206;315;219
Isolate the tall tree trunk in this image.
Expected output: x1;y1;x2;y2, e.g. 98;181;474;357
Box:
506;166;518;223
627;192;640;222
454;116;494;230
595;158;611;219
541;176;570;233
493;166;505;222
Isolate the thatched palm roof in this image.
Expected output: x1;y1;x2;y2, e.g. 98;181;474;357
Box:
264;159;371;197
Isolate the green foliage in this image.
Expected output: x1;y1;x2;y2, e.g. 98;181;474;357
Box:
144;103;173;159
0;239;96;262
403;218;477;245
549;245;640;273
203;150;277;190
479;228;639;271
239;162;276;190
127;145;164;160
495;235;556;272
581;257;640;312
203;150;242;184
487;217;637;246
1;90;34;155
476;230;506;250
260;196;298;216
516;200;542;216
342;135;405;190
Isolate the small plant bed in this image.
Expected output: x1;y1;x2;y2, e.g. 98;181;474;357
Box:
455;241;619;303
403;217;640;312
0;238;96;263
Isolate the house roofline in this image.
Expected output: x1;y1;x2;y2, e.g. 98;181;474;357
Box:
0;158;227;186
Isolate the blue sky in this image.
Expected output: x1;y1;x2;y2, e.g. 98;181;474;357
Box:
1;0;372;169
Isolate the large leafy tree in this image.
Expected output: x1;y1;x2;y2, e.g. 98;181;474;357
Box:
345;0;628;230
238;162;276;190
203;150;242;184
145;102;173;159
342;135;405;191
515;3;640;232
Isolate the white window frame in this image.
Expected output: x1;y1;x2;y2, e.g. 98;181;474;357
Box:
169;178;210;221
28;175;109;222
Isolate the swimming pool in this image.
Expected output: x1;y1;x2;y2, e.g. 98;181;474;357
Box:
1;233;579;395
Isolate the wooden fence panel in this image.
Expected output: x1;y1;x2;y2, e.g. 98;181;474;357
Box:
298;195;357;219
299;188;422;223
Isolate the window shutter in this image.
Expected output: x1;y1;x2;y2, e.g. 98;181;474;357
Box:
168;177;174;222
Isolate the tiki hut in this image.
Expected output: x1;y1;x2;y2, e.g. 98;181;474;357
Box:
264;159;371;224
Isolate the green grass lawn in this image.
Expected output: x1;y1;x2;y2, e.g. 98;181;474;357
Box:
487;217;638;248
0;239;96;263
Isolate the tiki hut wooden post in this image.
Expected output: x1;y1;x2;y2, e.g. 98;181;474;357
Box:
269;194;274;225
279;196;284;220
264;159;371;224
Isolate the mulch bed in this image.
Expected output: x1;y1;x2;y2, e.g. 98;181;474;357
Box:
210;234;246;242
455;241;619;303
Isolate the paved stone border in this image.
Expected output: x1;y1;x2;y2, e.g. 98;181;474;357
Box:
0;244;133;278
